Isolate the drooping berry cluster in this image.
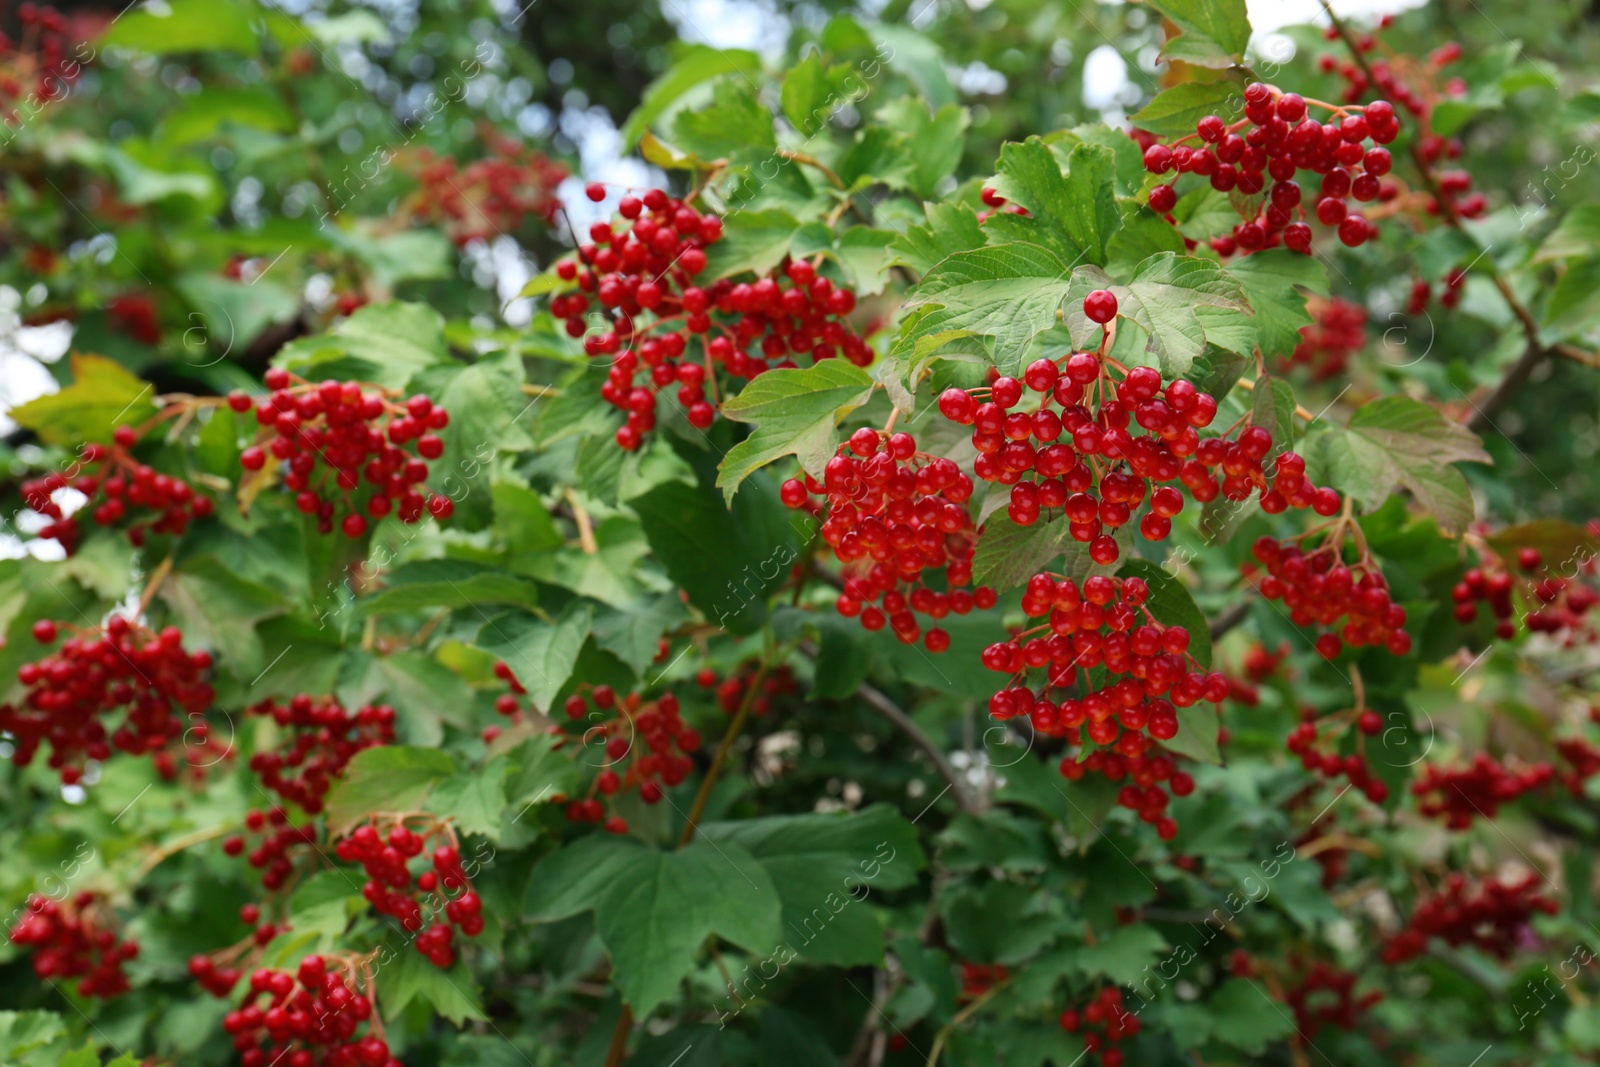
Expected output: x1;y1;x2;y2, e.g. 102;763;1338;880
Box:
1138;82;1402;256
1059;743;1197;840
1285;702;1390;804
1411;753;1553;829
215;955;401;1067
106;292;161;345
406;133;567;245
1;616;214;783
1058;987;1136;1067
223;806;320;891
958;961;1010;1000
983;574;1228;800
938;293;1338;566
232;371;453;537
1381;872;1559;963
1247;535;1412;657
557;684;702;834
550;186;867;450
245;695;397;814
1320;22;1486;221
783;428;993;652
1281;958;1383;1040
1284;296;1366;381
0;3;83;109
701;661;798;716
22;427;214;554
9;892;138;998
1453;543;1599;644
334;819;481;968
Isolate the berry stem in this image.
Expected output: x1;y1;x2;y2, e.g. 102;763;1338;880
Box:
134;823;235;882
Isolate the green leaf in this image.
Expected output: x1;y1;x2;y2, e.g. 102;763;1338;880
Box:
1206;979;1298;1053
592;595;692;673
1222;250;1328;360
378;949;486;1024
0;1012;66;1060
781;52;848;134
1072;254;1251;378
621;44;764;147
874;97;971;199
942;881;1060;965
287;871;364;943
631;475;800;634
672;79;776;160
890;200;987;276
157;555;286;680
101;0;258;54
701;209;802;281
1248;374;1296;466
307;10;391;46
1131;79;1244;136
324;746;456;835
1543;257;1600;338
418;350;534;531
1321;396;1491;535
894;243;1075;374
870;24;956;110
427;756;509;841
986;140;1119;268
1064;924;1169;986
1145;0;1253;68
471;601;595;712
1532;204;1600;262
701;805;926;966
176;274;300;354
717;360;875;501
10;354;157;445
1171;186;1243;242
339;650;474;746
972;513;1079;591
530;839;782;1014
333;229;455;288
273;302;449;390
835;126;917;192
355;560;540;617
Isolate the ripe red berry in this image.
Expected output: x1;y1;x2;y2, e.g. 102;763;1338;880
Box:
1083;290;1119;324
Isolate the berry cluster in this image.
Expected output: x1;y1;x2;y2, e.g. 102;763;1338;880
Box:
2;616;214;783
1284;296;1366;381
1453;544;1599;643
245;695;397;814
1381;872;1559;963
958;961;1010;1000
407;133;567;245
334;819;480;967
232;371;453;537
223;806;320;892
1058;987;1136;1067
938;294;1338;565
23;428;214;554
9;892;137;998
783;428;992;652
558;684;702;834
700;661;798;716
982;573;1227;802
106;292;160;345
1281;959;1383;1040
975;185;1030;223
187;952;244;999
216;956;400;1067
0;3;81;109
1409;269;1467;314
1059;743;1196;840
1285;703;1390;804
1247;535;1412;657
551;186;867;450
1558;730;1600;795
1411;753;1553;829
1321;22;1486;221
1137;82;1402;256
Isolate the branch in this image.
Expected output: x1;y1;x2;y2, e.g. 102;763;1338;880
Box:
800;643;982;816
1208;600;1252;642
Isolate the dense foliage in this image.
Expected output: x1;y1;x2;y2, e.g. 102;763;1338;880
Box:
4;0;1600;1064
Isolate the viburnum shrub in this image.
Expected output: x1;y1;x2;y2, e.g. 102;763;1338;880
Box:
6;2;1600;1064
